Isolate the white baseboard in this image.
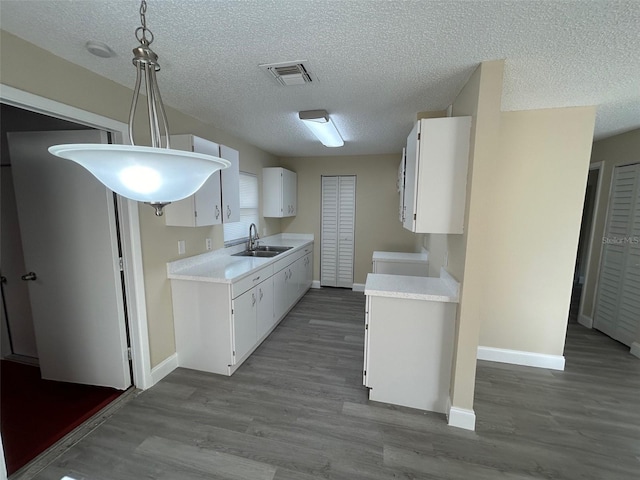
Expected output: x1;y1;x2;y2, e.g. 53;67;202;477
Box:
477;346;565;371
150;353;178;386
447;406;476;431
311;280;321;289
352;283;365;292
578;314;593;329
630;342;640;360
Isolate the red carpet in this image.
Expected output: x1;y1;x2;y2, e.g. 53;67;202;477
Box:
1;360;123;475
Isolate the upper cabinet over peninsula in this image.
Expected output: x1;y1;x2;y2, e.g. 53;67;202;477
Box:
401;117;471;234
163;134;240;227
263;167;297;218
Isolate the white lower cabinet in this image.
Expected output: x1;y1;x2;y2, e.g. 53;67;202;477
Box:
274;246;313;321
363;294;456;413
172;244;313;376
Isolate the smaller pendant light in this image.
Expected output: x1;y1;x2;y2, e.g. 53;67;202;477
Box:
48;0;229;216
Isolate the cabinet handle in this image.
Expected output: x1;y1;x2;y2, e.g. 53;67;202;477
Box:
259;288;263;301
252;293;256;306
215;205;220;219
227;205;231;218
253;275;261;282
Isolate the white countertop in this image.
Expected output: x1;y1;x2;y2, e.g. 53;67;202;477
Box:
372;250;428;264
167;233;313;283
364;268;459;303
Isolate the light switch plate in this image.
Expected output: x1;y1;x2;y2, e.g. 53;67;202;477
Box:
178;240;186;255
205;238;212;251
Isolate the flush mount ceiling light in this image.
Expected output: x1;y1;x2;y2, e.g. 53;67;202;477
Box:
85;40;116;58
298;110;344;148
49;0;229;216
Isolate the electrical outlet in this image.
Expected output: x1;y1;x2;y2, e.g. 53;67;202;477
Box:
205;238;212;251
178;240;186;255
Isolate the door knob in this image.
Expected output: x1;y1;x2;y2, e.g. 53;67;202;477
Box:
21;272;37;281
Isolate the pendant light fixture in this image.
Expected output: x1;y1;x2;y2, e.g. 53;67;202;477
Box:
48;0;229;216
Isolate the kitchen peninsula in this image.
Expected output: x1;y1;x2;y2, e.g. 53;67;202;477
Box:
364;268;460;413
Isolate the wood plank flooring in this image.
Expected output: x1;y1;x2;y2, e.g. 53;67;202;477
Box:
23;288;640;480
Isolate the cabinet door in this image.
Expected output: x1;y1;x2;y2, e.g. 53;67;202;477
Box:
194;173;222;226
262;167;282;217
231;288;257;364
398;148;406;224
403;123;419;231
220;145;240;223
284;169;297;216
363;296;371;386
287;263;298;306
302;252;313;290
273;267;289;322
257;277;274;339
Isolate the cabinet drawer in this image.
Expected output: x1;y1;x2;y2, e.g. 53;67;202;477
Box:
232;265;274;299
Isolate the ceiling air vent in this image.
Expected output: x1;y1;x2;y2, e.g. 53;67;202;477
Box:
259;61;314;86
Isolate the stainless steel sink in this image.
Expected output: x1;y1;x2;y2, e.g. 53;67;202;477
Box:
255;245;293;253
232;250;280;258
231;245;293;258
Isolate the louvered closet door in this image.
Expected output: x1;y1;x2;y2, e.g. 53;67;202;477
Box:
321;176;356;288
594;163;640;346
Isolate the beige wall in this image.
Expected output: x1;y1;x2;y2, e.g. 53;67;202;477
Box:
1;31;281;367
278;155;418;284
479;107;596;355
446;60;505;411
582;129;640;334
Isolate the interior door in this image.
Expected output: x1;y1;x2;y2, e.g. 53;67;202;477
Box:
7;130;131;389
321;175;356;288
593;163;640;346
0;161;38;358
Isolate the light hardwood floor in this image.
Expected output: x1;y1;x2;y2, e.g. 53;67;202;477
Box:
22;288;640;480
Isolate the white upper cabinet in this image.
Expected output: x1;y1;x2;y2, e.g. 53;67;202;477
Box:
402;117;471;234
263;167;297;217
164;135;239;227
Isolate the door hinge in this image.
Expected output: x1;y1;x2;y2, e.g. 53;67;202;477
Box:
413;214;417;220
417;132;421;140
363;370;367;376
119;257;124;272
365;324;368;330
194;210;198;218
127;347;132;361
233;350;236;357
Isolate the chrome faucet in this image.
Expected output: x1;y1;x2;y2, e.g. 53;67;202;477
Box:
248;223;259;250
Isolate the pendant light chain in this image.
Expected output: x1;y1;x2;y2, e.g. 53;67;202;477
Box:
136;0;154;46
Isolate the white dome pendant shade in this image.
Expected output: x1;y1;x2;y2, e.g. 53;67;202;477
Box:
48;0;229;216
48;143;230;206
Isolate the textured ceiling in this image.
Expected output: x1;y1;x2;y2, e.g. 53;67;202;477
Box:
1;0;638;157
